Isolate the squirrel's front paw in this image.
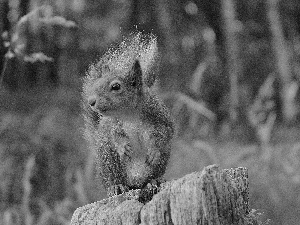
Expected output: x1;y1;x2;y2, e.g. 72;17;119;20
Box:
124;143;133;157
118;143;132;161
145;150;160;165
138;179;162;203
107;184;128;197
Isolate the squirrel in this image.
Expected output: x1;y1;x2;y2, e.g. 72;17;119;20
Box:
82;33;174;198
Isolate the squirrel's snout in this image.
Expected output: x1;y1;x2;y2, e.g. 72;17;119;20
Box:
88;96;97;108
88;96;108;113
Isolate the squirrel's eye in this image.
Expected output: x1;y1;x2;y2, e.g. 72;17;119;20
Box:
110;82;121;91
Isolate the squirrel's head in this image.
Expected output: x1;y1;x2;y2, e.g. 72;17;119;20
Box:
86;60;144;119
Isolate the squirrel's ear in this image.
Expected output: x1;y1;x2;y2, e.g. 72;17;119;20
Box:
133;60;142;78
130;60;143;88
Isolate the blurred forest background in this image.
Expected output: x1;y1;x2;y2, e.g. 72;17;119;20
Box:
1;0;300;224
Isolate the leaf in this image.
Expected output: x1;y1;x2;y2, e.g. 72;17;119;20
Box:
176;92;216;121
23;52;54;63
4;41;10;48
10;5;76;58
189;61;207;94
39;16;77;28
1;31;8;39
4;50;15;59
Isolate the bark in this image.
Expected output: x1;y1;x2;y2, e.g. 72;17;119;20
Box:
70;165;260;225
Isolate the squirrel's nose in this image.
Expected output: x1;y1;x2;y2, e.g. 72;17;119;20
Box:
88;96;97;108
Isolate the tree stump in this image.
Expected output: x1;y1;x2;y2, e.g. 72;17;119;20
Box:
70;165;260;225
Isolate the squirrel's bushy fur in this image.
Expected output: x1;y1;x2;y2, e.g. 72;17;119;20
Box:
82;32;174;197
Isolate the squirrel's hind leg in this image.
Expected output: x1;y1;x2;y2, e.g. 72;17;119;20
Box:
107;184;129;197
138;178;166;203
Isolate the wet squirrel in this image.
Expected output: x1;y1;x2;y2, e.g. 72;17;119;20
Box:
82;33;174;198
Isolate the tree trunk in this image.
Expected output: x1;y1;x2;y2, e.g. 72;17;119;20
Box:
221;0;240;123
70;165;260;225
155;0;181;90
0;0;10;87
267;0;296;122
